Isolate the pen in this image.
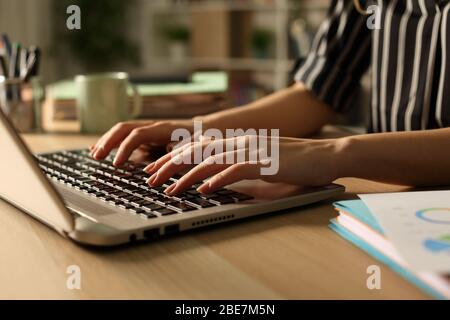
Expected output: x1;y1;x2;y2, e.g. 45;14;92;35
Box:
9;42;20;78
19;48;28;79
28;46;41;78
1;33;12;58
0;55;7;77
22;48;37;82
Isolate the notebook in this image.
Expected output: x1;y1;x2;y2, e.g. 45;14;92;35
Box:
329;200;450;299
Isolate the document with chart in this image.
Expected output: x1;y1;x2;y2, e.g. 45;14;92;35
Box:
359;190;450;273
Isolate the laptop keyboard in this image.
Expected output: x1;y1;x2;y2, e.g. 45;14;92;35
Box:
35;149;253;219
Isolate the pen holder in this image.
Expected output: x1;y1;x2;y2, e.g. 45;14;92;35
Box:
0;77;34;132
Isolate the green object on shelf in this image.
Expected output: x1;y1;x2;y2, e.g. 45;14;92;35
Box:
52;0;139;70
163;25;190;43
251;28;273;51
46;72;228;100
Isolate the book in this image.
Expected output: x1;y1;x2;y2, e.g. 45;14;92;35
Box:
329;200;450;299
42;72;229;132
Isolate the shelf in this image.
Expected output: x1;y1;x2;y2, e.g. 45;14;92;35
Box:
145;57;296;72
146;0;328;14
140;0;326;93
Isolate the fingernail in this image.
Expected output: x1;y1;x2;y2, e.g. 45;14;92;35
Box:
113;156;121;166
197;181;210;193
146;174;157;185
164;183;176;195
144;162;155;173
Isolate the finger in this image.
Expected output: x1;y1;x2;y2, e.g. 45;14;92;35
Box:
166;150;243;195
148;134;253;185
143;131;200;174
144;136;208;176
91;122;134;157
144;133;252;174
113;123;171;166
147;137;229;185
197;162;261;194
143;144;186;175
146;148;196;187
91;122;145;160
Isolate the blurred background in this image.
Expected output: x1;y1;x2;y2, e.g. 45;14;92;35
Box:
0;0;368;134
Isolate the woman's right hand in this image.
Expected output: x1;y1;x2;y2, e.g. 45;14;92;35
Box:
90;119;194;167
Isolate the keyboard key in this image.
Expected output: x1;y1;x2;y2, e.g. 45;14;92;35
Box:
168;202;196;212
185;198;216;208
230;193;254;202
144;194;160;202
118;203;134;210
198;193;218;200
152;186;166;193
141;212;157;219
186;189;201;196
111;191;131;199
208;196;235;205
154;208;177;216
74;185;88;191
123;186;141;193
156;197;178;206
132;188;149;196
83;181;103;191
128;207;146;214
142;202;165;211
129;198;146;207
124;196;143;204
91;191;104;197
171;193;194;201
132;172;148;179
109;199;124;206
216;189;235;195
82;189;96;194
98;196;114;202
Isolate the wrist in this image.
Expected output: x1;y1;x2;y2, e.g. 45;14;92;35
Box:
192;114;218;131
331;136;358;179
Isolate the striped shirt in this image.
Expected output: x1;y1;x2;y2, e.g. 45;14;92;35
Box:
293;0;450;133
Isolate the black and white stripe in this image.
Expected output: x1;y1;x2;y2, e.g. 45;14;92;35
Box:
436;2;450;127
294;0;450;133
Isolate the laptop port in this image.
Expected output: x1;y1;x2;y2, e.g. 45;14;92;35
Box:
164;224;179;235
143;228;159;239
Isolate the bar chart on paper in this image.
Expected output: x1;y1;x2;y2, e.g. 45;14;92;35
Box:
359;191;450;273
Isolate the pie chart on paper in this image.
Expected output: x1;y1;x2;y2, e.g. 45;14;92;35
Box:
416;208;450;254
415;208;450;224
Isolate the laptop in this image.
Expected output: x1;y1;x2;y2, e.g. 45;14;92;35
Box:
0;108;344;246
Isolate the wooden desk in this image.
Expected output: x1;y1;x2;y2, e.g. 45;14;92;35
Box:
0;132;428;299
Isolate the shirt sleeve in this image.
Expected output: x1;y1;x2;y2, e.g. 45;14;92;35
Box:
293;0;372;112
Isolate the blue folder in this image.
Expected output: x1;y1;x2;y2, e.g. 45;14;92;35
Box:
329;200;446;300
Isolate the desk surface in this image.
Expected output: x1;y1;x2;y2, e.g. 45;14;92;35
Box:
0;131;428;299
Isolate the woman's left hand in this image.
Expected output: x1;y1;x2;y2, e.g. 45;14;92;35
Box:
143;136;344;195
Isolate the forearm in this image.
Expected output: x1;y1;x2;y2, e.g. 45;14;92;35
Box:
336;128;450;186
197;82;336;137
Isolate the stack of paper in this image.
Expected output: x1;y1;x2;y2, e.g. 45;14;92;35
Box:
329;199;450;299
